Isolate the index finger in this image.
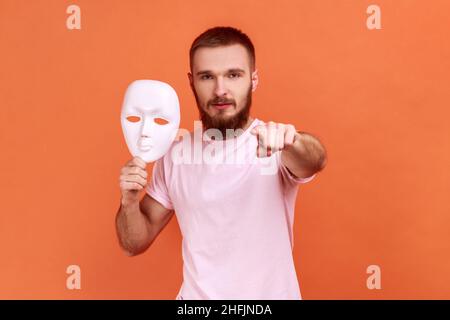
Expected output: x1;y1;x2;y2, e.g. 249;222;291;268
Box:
130;156;147;169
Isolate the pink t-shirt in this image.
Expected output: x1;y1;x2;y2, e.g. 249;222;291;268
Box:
146;118;315;299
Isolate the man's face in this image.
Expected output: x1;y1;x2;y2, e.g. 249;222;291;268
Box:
188;44;258;137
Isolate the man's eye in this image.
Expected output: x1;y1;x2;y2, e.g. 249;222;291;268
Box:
201;75;213;80
229;73;241;78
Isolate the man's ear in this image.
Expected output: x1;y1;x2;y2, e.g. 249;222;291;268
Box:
187;72;194;89
251;69;259;92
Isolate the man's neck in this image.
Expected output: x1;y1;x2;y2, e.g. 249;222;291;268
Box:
224;116;254;140
241;116;254;132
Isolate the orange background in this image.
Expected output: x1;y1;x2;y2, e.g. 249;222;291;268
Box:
1;0;450;299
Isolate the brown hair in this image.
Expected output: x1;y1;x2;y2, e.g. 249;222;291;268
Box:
189;26;255;72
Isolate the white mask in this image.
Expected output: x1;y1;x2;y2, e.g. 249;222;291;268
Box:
121;80;180;163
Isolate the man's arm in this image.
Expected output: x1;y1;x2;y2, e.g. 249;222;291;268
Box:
251;121;327;179
116;194;174;256
281;131;327;179
116;157;175;256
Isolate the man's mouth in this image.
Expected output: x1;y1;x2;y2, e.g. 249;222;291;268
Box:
212;103;233;110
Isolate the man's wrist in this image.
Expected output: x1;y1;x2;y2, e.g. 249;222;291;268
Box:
287;131;306;153
120;196;140;208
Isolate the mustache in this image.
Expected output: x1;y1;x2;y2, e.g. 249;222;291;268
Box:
209;98;235;105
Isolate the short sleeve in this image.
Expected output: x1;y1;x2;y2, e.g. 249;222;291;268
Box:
145;157;174;210
277;151;316;185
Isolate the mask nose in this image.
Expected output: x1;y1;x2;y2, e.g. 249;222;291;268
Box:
138;117;155;151
140;116;156;141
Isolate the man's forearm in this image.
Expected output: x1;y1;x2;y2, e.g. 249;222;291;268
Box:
115;199;153;256
281;131;327;179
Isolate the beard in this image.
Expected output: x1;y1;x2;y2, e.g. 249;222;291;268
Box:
193;84;252;139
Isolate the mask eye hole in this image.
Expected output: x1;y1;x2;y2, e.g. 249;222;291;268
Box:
154;118;169;125
126;116;141;123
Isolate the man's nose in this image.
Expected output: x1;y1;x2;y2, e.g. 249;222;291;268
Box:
214;77;228;97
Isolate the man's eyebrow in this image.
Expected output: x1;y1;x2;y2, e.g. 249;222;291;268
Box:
196;70;212;76
227;68;246;74
195;68;246;76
